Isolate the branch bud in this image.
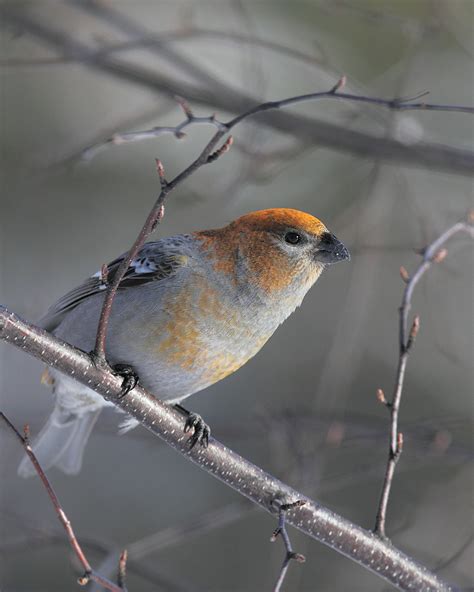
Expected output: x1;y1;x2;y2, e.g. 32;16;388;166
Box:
175;96;193;119
111;133;125;145
433;248;447;263
155;159;168;191
118;549;128;587
376;388;387;405
151;204;165;232
207;136;234;163
77;574;90;586
397;432;404;454
100;264;108;286
331;75;346;93
155;158;165;180
409;315;420;340
270;527;280;542
399;265;410;283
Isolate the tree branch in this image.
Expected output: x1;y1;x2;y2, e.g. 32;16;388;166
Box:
81;80;473;161
374;217;474;538
0;306;458;591
0;412;125;592
270;500;306;592
2;6;474;176
92;126;231;359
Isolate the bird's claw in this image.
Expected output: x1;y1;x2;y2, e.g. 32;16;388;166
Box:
112;363;139;398
183;412;210;449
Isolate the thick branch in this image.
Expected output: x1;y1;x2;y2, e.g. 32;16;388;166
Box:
0;306;457;592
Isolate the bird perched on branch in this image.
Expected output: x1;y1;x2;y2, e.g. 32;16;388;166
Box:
19;208;349;476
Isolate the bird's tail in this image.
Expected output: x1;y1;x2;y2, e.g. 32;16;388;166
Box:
18;406;101;477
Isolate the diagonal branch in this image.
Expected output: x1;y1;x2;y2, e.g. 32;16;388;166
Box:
0;305;459;592
92;127;231;359
0;412;125;592
374;216;474;538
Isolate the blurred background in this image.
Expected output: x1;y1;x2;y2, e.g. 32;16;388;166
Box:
1;1;473;591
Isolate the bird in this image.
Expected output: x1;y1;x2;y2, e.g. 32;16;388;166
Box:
18;208;349;476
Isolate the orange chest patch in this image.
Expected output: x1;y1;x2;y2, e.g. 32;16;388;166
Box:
151;278;266;383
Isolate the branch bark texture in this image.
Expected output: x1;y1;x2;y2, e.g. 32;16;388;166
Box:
0;306;457;592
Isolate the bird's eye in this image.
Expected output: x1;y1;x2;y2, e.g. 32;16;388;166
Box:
284;231;302;245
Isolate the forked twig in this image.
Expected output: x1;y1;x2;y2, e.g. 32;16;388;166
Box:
0;412;126;592
374;215;474;538
271;500;306;592
82;77;474;161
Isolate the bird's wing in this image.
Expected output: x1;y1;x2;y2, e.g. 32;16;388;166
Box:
39;239;190;332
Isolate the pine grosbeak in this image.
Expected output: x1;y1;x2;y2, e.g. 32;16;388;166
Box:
19;208;349;476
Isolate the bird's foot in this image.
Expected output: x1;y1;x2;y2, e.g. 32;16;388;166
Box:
112;363;139;397
175;405;211;449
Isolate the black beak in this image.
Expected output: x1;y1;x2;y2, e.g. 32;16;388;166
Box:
315;232;350;264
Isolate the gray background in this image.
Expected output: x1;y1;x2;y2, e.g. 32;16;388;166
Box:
1;1;473;591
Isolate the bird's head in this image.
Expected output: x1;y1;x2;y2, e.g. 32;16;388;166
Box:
196;208;349;301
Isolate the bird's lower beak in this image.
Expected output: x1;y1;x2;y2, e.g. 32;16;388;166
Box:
315;233;350;264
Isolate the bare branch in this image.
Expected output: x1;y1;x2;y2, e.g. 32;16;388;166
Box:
2;7;474;176
270;500;306;592
374;217;474;539
92;128;230;360
0;412;124;592
117;550;128;592
0;306;458;592
82;82;474;161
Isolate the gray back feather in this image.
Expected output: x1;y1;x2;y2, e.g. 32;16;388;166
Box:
39;235;194;332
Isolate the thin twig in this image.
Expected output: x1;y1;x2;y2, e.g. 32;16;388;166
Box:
0;307;458;592
374;216;474;539
117;550;128;592
0;412;124;592
92;125;230;360
82;79;474;160
2;7;474;176
270;500;306;592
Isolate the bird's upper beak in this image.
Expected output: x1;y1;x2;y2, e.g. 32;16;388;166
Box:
315;232;350;264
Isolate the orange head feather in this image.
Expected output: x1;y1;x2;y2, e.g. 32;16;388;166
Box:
194;208;346;295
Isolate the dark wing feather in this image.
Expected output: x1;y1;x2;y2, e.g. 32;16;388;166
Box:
39;241;188;332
